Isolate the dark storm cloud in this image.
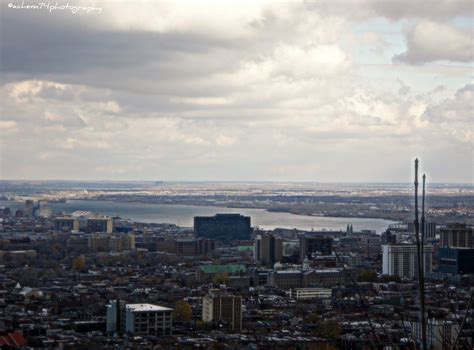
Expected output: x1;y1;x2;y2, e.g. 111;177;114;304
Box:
0;7;238;82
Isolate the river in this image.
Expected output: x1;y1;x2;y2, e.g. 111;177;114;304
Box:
0;199;395;233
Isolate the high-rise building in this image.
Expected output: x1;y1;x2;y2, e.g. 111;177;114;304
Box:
24;200;35;218
254;233;283;266
106;300;173;336
382;244;434;279
88;233;135;252
438;247;474;275
194;214;251;242
196;238;216;256
87;216;113;233
54;217;80;232
407;221;437;241
440;223;473;248
409;319;459;350
299;235;333;261
202;290;242;332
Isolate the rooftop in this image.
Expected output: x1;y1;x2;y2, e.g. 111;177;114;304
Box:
126;303;173;312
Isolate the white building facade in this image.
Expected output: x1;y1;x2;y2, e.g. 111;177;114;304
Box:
106;301;173;336
382;244;434;279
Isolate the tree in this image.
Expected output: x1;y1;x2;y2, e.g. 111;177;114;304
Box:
173;300;192;322
213;272;229;285
72;256;86;271
313;320;342;339
358;269;378;282
305;312;319;324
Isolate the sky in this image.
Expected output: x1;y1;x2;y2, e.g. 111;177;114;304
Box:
0;0;473;183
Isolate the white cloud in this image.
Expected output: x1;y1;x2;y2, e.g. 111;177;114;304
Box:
0;1;472;181
394;21;473;63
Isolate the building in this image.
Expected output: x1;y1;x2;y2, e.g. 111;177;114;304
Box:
407;221;437;240
438;247;474;275
382;244;434;279
254;233;283;266
196;264;246;283
202;291;242;332
409;319;459;350
381;230;398;245
299;235;333;261
174;239;197;256
88;233;135;252
269;270;302;290
194;214;251;242
54;217;80;232
24;200;35;217
269;268;354;289
106;300;173;336
87;216;113;233
440;223;473;248
34;202;52;218
175;238;216;256
289;288;332;300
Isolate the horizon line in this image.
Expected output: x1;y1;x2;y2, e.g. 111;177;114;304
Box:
0;179;472;185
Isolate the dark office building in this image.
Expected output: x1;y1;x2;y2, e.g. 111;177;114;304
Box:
438;247;474;275
299;235;333;261
440;223;473;248
194;214;251;243
255;233;283;266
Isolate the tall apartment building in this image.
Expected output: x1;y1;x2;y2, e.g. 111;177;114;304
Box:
53;217;80;232
194;214;251;243
382;244;434;279
106;300;173;336
87;216;113;233
254;233;283;266
156;238;216;256
88;233;135;252
409;319;459;350
299;234;333;261
175;238;216;256
440;223;473;248
202;291;242;332
407;221;437;241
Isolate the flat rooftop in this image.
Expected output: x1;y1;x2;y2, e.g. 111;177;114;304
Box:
126;303;173;312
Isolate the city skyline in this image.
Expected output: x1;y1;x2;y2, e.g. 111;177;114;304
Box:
1;1;473;182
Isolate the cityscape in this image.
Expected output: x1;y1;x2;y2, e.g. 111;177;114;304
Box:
1;1;473;350
0;172;472;349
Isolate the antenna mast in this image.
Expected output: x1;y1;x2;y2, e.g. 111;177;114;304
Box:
420;174;427;350
414;159;427;350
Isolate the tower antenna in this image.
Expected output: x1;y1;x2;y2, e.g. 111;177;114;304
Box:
413;159;427;350
420;173;427;350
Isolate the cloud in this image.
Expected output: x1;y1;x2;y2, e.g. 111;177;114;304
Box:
397;79;411;96
394;21;473;64
422;83;473;144
0;120;17;131
423;83;473;123
0;1;472;182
